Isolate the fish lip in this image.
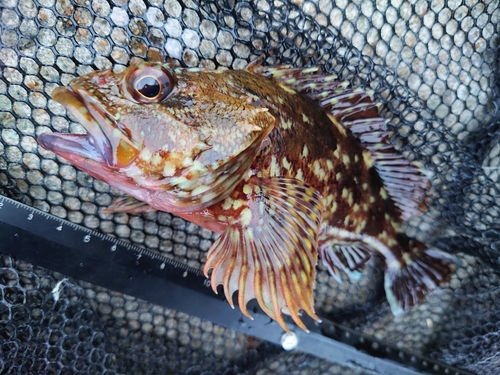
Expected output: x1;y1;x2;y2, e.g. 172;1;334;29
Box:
38;132;106;163
49;85;115;165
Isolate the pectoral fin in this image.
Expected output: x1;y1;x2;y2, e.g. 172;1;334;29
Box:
203;177;324;332
102;196;157;214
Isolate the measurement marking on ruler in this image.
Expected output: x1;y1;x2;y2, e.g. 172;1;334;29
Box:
0;196;205;277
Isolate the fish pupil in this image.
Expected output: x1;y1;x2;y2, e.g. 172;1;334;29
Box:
136;76;161;98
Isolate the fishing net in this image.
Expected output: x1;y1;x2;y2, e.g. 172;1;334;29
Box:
0;0;499;373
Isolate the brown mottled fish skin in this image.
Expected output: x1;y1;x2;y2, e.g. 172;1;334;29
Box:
38;61;456;332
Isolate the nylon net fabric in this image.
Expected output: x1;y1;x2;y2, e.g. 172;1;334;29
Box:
0;0;499;374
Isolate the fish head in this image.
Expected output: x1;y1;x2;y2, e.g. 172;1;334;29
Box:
39;63;274;212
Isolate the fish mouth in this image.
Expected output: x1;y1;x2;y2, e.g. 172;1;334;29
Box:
38;86;138;168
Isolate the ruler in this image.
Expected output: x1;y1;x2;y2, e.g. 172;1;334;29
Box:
0;195;471;375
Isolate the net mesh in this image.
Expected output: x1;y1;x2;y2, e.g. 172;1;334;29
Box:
0;0;499;373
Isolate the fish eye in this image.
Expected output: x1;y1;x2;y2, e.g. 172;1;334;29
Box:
135;76;161;99
126;65;175;103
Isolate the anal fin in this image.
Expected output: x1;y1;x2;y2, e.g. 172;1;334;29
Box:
319;242;372;282
204;177;324;332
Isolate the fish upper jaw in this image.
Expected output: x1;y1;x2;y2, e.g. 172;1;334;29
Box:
39;85;139;169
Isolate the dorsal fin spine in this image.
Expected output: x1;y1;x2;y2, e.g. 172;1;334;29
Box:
255;65;429;221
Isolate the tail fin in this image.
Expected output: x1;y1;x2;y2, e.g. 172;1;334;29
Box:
384;234;456;315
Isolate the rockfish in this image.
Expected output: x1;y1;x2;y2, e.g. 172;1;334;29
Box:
38;60;455;331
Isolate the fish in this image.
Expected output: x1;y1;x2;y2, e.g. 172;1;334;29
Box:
38;59;456;332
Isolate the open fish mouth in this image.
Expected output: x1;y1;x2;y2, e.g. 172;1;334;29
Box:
38;86;138;168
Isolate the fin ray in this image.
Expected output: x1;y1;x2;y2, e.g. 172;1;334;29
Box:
103;196;157;214
383;235;456;315
253;64;429;220
204;177;323;332
319;241;372;282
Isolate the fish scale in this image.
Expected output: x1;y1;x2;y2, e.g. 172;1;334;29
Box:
38;60;456;331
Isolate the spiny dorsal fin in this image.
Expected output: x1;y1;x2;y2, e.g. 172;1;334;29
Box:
204;177;324;332
253;64;429;220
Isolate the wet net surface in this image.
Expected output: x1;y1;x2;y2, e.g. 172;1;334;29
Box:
0;0;499;374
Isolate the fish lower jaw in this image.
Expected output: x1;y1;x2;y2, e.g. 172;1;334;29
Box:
38;133;106;164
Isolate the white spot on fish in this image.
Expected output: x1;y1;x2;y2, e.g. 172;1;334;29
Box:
189;160;208;175
363;150;374;168
182;157;194;167
301;145;309;159
341;188;348;199
380;230;388;240
270;156;280;177
380;188;388;200
325;194;334;206
151;153;162;166
243;184;252;195
295;168;304;181
162;161;176;177
140;148;152;161
348;192;354;207
222;197;233;210
312;160;326;181
240;208;252;226
191;185;210;196
232;199;245;210
282;157;291;170
355;219;367;233
281;118;293;130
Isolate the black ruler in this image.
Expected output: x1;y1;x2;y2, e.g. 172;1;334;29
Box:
0;195;472;375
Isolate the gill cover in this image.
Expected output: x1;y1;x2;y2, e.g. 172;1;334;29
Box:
109;64;177;167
